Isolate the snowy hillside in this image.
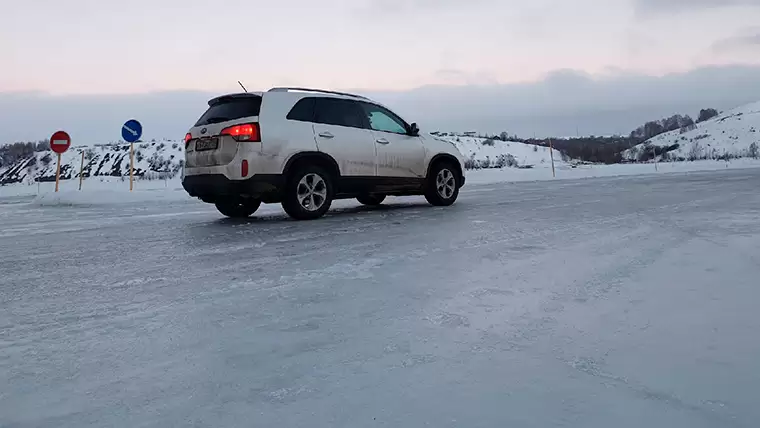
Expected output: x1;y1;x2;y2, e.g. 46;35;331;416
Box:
0;140;184;185
1;134;567;186
625;101;760;161
435;134;566;169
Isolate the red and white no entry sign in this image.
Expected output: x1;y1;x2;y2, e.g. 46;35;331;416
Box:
49;130;71;192
50;131;71;154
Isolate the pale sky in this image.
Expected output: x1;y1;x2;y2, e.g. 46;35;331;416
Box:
3;0;760;95
2;0;760;143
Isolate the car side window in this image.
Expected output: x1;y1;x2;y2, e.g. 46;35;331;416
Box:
313;98;367;129
361;103;408;135
286;97;316;122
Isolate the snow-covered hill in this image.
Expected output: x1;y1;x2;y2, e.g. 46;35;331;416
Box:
624;101;760;161
0;140;183;185
1;134;567;186
434;134;567;169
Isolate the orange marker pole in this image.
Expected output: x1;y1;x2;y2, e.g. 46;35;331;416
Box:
55;152;61;192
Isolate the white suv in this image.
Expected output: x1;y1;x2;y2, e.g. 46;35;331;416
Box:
182;87;466;220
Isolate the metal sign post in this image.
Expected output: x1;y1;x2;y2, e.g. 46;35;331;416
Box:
79;150;85;190
121;119;143;191
129;143;135;191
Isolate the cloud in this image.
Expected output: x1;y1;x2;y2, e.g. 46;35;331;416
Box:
362;0;486;10
3;65;760;144
634;0;760;16
433;69;499;85
712;29;760;52
362;65;760;137
0;91;213;145
355;0;495;16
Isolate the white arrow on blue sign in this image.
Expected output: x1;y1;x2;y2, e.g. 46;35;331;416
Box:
122;119;143;143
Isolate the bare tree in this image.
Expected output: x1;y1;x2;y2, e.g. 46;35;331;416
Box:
749;142;759;159
688;142;703;161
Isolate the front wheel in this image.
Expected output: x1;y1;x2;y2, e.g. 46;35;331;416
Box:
281;165;334;220
424;162;460;206
215;199;261;218
357;194;386;206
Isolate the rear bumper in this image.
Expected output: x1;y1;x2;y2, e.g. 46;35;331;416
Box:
182;174;284;202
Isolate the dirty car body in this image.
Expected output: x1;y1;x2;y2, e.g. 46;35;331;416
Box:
182;87;466;219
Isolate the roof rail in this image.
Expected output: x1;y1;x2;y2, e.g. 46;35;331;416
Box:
268;87;369;100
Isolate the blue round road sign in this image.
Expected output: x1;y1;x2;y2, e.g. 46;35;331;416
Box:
122;119;143;143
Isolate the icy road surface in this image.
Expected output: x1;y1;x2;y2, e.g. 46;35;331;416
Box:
2;169;760;428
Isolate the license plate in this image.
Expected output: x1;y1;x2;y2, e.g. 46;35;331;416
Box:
195;138;219;151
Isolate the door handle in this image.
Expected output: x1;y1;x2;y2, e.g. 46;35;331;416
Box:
318;131;334;139
376;138;390;144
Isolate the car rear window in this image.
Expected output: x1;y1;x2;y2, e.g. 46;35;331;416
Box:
194;96;262;126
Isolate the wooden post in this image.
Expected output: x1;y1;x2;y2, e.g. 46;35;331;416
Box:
129;142;134;191
653;146;658;171
79;150;85;190
549;140;556;178
55;152;61;192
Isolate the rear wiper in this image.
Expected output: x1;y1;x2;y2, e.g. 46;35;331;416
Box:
202;117;230;124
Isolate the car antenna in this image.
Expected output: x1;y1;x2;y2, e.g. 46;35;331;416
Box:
238;81;248;93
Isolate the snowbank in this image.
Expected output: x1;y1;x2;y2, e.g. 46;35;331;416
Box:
1;176;183;198
465;158;760;185
5;158;760;207
31;187;190;207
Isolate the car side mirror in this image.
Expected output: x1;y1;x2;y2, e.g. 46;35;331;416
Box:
409;122;420;136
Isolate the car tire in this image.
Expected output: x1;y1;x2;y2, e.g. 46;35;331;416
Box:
281;165;334;220
215;199;261;218
424;161;460;206
356;194;386;206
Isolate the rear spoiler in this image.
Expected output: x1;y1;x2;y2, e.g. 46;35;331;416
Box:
208;92;263;106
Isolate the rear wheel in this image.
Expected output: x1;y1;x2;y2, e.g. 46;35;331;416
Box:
357;194;386;206
215;199;261;218
281;165;334;220
424;162;460;206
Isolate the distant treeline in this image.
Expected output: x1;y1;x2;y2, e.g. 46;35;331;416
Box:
0;140;49;169
470;107;721;164
526;136;640;164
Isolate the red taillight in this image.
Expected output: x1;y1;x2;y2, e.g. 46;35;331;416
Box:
184;133;192;147
220;123;260;142
241;159;249;177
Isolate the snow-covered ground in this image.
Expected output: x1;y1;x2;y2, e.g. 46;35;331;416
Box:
4;158;760;205
5;126;759;200
465;157;760;185
3;169;760;427
0;175;185;201
625;100;760;161
3;128;760;212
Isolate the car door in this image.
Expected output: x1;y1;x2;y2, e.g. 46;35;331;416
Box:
312;97;376;177
360;102;426;178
